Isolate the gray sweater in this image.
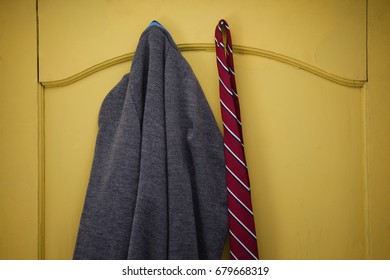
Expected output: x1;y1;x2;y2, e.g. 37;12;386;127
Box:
73;24;228;260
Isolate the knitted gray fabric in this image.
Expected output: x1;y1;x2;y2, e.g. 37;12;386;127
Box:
73;24;228;260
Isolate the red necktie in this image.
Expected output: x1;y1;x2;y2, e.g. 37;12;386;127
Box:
215;19;259;260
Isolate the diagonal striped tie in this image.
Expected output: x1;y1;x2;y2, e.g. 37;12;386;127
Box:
215;19;259;260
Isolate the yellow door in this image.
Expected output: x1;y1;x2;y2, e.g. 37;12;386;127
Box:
0;0;38;259
2;0;390;260
39;0;366;259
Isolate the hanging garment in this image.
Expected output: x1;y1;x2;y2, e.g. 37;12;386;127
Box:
214;19;259;260
74;21;228;260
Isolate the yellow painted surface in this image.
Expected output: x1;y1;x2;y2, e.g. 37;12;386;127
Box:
0;1;38;259
38;0;366;82
1;0;388;260
40;0;366;259
367;0;390;259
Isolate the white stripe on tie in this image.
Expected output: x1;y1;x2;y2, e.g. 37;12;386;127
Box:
229;230;258;260
227;187;253;215
219;78;233;96
220;99;242;126
228;209;257;239
217;56;229;72
224;143;246;168
226;165;250;191
222;123;243;145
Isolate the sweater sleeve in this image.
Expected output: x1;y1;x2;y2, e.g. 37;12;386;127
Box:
73;74;142;259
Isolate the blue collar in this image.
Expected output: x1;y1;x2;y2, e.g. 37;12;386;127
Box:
148;20;166;30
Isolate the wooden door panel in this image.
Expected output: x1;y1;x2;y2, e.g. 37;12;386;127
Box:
39;0;366;259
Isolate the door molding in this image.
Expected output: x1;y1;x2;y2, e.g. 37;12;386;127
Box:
41;44;366;88
37;83;45;260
